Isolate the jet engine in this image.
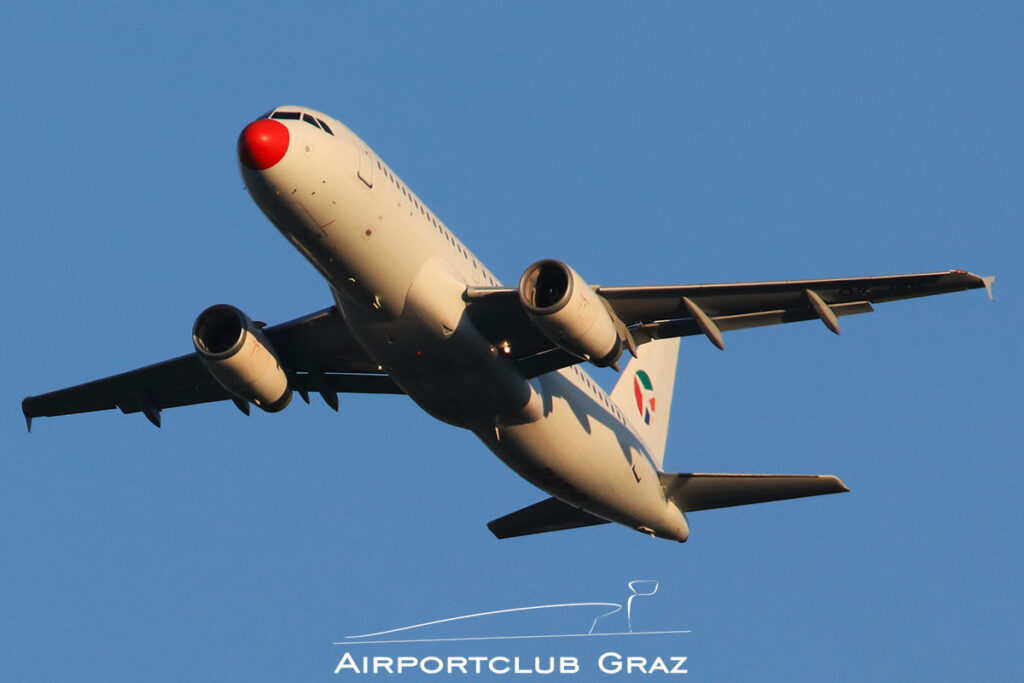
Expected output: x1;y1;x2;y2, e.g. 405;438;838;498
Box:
192;304;292;412
518;259;624;367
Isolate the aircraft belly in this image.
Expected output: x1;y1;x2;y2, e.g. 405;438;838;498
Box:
333;259;540;428
336;256;687;538
476;372;689;541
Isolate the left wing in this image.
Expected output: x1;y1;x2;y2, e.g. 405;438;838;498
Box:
465;270;994;378
22;306;402;429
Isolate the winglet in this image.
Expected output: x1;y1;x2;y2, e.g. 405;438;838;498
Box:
22;400;32;433
981;275;995;301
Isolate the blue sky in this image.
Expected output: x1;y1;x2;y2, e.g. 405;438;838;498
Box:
2;2;1021;680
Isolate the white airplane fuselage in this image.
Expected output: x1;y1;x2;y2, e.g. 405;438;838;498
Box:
239;107;689;542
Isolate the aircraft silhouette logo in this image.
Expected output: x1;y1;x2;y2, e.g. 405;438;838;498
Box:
338;580;688;645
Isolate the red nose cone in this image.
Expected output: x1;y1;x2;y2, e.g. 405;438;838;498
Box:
238;119;289;170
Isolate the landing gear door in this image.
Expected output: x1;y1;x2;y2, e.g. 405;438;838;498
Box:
357;148;374;188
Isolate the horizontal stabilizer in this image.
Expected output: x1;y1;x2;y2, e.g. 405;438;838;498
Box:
659;472;849;512
488;497;609;539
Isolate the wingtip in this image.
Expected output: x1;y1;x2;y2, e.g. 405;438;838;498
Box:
981;275;995;301
21;399;33;433
956;270;995;301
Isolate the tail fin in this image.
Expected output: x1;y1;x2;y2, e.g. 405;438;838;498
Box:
609;337;680;470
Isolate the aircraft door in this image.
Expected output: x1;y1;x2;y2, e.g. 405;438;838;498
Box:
357;148;374;188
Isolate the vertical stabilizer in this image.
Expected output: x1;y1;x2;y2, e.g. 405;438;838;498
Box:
609;337;680;470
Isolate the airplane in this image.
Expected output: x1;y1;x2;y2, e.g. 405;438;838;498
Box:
22;105;995;543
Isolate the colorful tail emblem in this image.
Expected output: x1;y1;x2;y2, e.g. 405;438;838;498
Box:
633;370;656;425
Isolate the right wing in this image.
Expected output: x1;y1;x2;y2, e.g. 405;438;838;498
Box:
465;269;994;378
22;306;402;429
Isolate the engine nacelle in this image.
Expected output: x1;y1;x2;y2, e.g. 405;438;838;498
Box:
192;304;292;412
518;259;623;367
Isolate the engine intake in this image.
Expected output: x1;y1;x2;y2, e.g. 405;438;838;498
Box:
519;259;623;367
193;304;292;412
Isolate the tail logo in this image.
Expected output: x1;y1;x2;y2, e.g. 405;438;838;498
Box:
633;370;656;425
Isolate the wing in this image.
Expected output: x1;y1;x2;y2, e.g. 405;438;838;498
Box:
22;306;402;429
465;270;994;378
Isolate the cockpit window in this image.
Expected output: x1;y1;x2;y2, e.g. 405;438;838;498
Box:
268;110;334;135
315;118;333;135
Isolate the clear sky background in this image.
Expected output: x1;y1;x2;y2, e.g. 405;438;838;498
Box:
2;2;1021;681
